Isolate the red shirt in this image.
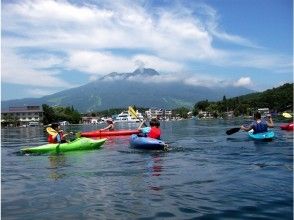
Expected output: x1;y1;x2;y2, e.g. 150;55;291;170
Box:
148;127;161;139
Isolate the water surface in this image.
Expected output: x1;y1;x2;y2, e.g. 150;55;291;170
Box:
2;119;293;219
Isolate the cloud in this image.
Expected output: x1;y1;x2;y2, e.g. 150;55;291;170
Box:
2;48;73;88
66;51;183;76
1;0;292;94
234;77;253;87
27;88;59;97
66;51;135;74
197;4;262;49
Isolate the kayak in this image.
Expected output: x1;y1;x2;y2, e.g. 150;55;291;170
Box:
129;134;166;150
248;130;275;141
20;137;107;154
280;123;294;131
81;129;140;137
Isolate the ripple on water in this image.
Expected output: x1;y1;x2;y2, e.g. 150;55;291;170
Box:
1;123;293;220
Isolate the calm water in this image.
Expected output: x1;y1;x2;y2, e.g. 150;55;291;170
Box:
1;119;293;220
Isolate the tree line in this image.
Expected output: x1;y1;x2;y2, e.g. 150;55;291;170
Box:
42;83;293;123
193;83;293;118
42;104;81;125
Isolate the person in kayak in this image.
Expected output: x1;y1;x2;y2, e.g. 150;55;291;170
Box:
100;118;115;131
148;118;161;139
138;118;161;139
46;123;72;143
240;112;274;134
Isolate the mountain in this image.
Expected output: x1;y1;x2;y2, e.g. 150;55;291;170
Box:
99;68;159;80
1;68;254;112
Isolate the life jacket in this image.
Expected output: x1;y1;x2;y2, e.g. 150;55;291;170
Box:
48;133;63;143
148;127;161;139
252;119;268;134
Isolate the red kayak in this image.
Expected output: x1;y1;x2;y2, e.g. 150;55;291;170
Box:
81;129;140;137
280;123;294;131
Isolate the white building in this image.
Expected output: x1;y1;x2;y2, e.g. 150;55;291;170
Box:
145;108;172;120
81;117;100;124
257;108;270;117
1;106;43;126
198;110;213;119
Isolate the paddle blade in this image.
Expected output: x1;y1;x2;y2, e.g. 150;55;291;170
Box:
46;127;58;136
226;127;241;135
282;112;292;118
75;132;81;138
128;106;138;118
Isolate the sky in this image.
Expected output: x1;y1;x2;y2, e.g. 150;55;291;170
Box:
1;0;293;101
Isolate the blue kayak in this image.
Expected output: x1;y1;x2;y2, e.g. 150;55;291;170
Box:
130;134;166;150
248;130;275;140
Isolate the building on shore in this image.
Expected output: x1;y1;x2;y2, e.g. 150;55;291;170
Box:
198;110;214;119
145;108;172;120
1;106;43;127
257;108;270;117
81;116;101;124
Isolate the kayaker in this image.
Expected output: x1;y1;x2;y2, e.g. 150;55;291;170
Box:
138;118;161;139
100;118;115;131
240;112;274;134
46;123;72;143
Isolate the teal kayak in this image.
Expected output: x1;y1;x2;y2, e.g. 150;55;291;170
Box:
248;130;275;141
21;137;107;154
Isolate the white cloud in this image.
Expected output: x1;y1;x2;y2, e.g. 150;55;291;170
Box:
1;48;73;88
66;51;183;76
1;0;292;94
132;55;183;72
234;77;253;87
27;88;59;97
67;51;135;74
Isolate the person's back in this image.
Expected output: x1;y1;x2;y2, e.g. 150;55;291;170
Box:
147;118;161;139
148;126;161;139
252;119;268;134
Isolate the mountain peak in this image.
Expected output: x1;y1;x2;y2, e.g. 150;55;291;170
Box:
132;68;159;76
100;68;159;81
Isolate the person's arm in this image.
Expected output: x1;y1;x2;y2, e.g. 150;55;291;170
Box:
266;115;274;128
137;120;146;130
100;124;111;131
56;133;62;143
240;124;253;131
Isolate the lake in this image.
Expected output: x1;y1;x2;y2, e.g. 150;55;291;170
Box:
1;119;293;219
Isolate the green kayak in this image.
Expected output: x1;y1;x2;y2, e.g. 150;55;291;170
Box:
21;137;107;154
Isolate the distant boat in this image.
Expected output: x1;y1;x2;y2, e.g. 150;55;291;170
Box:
114;111;143;123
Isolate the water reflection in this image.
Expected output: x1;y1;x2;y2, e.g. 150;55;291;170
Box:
146;153;164;191
48;154;67;180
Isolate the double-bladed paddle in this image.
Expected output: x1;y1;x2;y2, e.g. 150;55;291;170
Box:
226;127;241;135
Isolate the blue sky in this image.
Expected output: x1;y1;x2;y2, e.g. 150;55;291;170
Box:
1;0;293;101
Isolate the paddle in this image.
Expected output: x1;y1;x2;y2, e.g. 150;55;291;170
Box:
226;127;241;135
282;112;292;118
128;106;147;126
46;127;77;143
